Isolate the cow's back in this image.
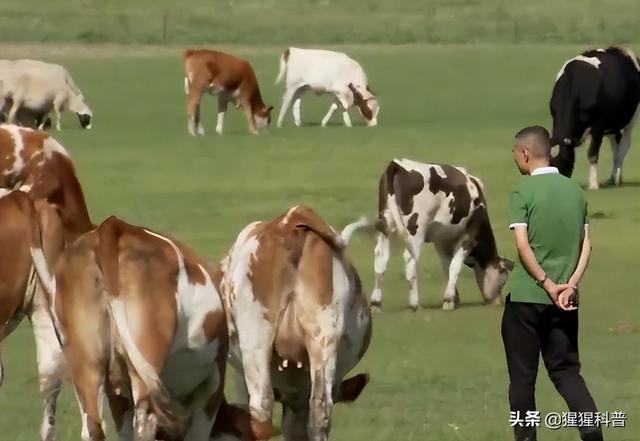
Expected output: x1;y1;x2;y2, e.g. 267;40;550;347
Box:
287;47;367;89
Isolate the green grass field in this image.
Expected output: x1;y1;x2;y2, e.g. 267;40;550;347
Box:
2;0;640;44
0;44;639;441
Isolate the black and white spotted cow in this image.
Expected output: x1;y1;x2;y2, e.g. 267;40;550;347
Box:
550;46;640;189
342;159;513;311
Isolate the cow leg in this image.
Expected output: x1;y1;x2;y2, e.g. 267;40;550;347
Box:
402;248;421;311
216;93;230;135
130;376;158;441
30;301;65;441
307;341;337;441
7;98;21;125
292;94;303;127
609;126;634;186
186;86;204;136
320;103;338;128
70;365;107;441
370;231;390;310
277;87;298;128
240;101;259;135
52;97;64;131
436;242;466;310
282;405;309;441
236;310;275;424
587;131;604;190
336;94;352;128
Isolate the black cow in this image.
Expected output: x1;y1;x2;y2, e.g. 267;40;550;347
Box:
549;46;640;189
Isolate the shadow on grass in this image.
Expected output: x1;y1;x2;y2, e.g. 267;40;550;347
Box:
373;300;490;313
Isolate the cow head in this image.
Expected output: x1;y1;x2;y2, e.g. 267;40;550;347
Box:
275;373;370;441
549;61;600;177
466;257;514;304
71;95;93;129
254;105;274;132
210;400;280;441
348;83;379;126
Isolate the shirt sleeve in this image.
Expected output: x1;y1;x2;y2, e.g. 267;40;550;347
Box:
508;190;528;230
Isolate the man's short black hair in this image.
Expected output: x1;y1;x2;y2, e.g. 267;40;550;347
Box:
515;125;551;159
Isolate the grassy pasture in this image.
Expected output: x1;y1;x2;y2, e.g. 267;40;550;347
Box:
1;0;640;45
0;44;638;440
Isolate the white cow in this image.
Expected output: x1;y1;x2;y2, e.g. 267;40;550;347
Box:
0;59;92;130
275;47;379;128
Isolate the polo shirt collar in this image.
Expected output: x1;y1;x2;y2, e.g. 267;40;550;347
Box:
531;166;559;176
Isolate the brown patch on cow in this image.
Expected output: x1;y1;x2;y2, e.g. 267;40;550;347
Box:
0;191;39;337
465;206;499;269
297;231;334;307
348;83;373;121
0;126;93;243
184;49;273;134
428;165;471;224
384;161;425;215
202;309;226;344
406;212;419;235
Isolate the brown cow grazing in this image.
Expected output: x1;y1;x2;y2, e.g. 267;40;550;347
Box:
184;49;273;136
219;205;372;441
0;189;65;441
43;216;278;441
0;124;93;242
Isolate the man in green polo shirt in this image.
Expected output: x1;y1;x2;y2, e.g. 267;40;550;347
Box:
503;126;603;441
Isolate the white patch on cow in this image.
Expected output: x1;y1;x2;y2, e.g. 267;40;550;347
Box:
431;165;447;179
142;229;222;399
556;56;601;81
1;124;25;177
43;136;69;158
0;188;12;198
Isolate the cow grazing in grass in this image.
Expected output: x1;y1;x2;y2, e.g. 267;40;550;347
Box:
218;205;372;441
43;216;279;441
550;46;640;189
0;124;93;243
183;49;273;136
0;189;65;441
275;48;379;128
0;59;92;130
342;159;513;311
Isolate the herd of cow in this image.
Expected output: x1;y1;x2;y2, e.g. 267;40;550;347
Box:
0;44;638;441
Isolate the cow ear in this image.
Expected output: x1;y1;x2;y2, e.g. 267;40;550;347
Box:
266;105;274;112
334;373;369;403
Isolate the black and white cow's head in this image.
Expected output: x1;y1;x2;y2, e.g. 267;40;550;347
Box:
549;54;603;177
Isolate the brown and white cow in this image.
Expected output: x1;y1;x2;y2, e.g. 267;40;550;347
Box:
0;124;93;242
184;49;273;136
218;205;372;441
342;159;513;311
0;189;65;441
39;216;279;441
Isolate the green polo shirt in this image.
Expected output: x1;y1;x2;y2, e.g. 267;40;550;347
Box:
507;167;588;304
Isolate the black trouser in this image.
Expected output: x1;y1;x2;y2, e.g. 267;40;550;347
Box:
501;295;603;441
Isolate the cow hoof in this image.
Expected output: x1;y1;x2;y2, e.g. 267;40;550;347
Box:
491;297;503;306
370;300;382;312
410;305;419;312
442;300;456;311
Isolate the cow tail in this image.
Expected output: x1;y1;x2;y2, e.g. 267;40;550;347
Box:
275;48;290;84
340;216;374;244
97;219;185;437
